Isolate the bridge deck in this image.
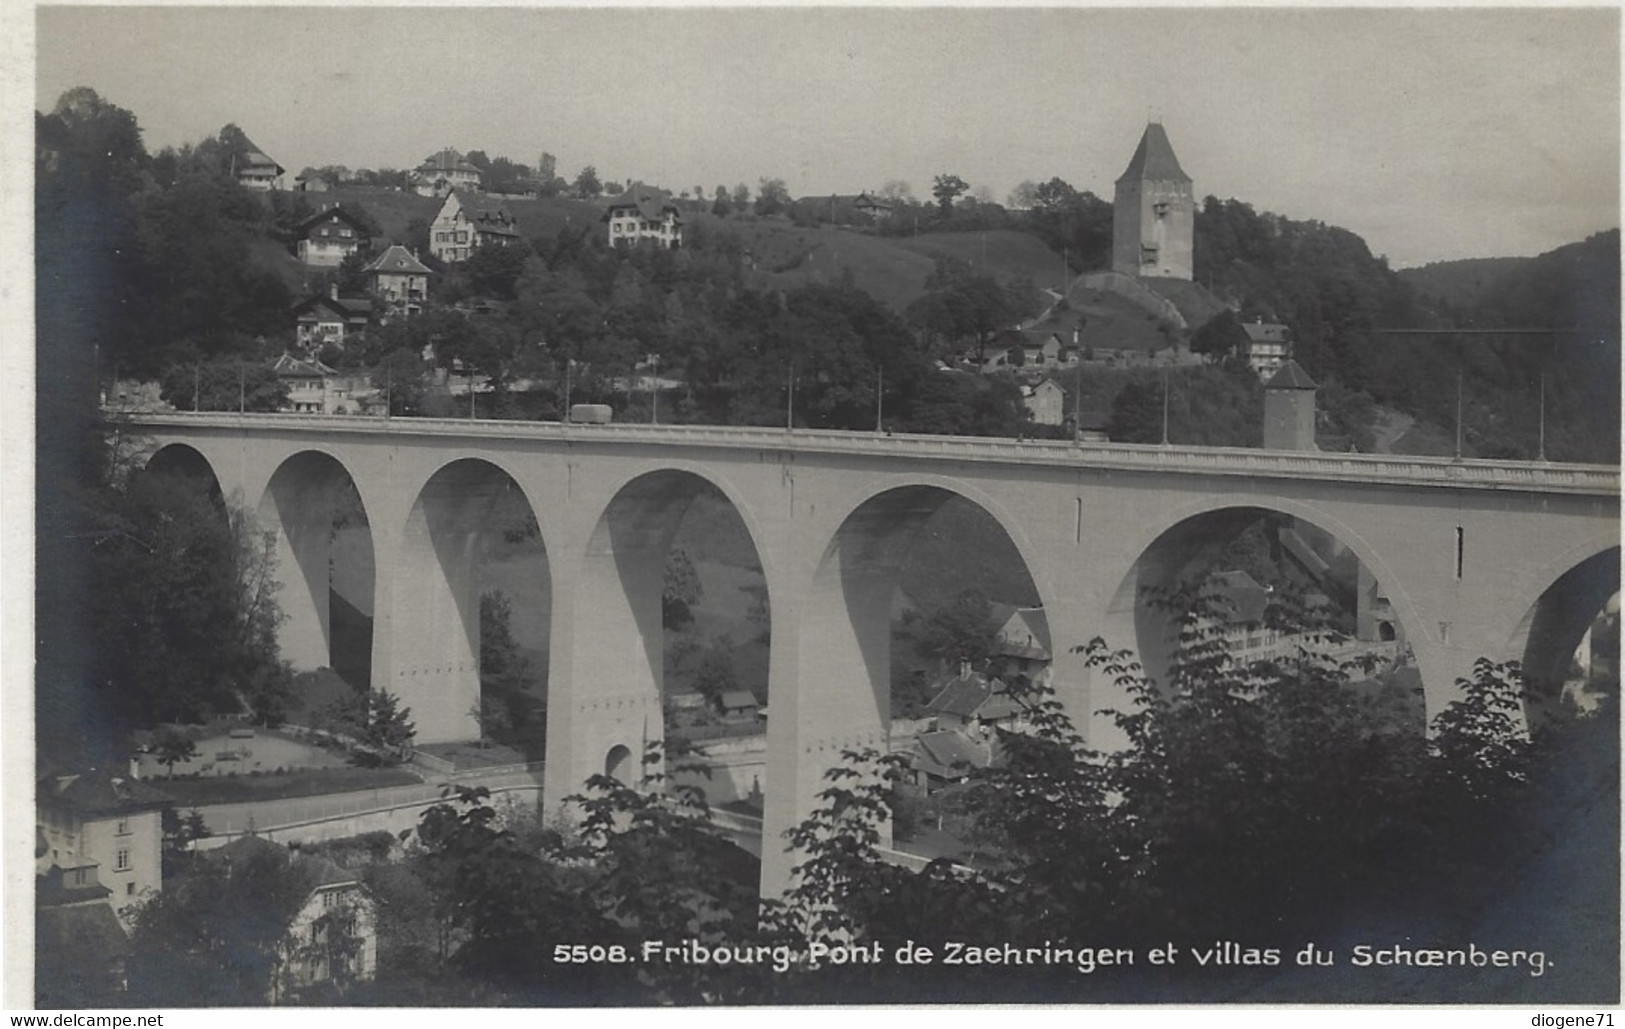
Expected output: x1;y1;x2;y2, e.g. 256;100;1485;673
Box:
118;410;1620;496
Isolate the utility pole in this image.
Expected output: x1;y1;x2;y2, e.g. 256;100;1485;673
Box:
651;354;660;425
1160;366;1170;446
875;366;884;432
1454;369;1463;460
238;363;245;413
1537;372;1548;462
786;364;796;431
193;364;201;412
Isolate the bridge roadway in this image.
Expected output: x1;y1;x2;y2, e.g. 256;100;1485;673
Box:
122;410;1621;897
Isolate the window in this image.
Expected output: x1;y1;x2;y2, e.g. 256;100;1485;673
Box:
72;868;87;886
115;848;131;872
127;882;135;896
116;818;130;836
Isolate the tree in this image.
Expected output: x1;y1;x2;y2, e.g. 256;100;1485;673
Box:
911;588;997;669
931;173;969;215
1105;378;1164;443
711;184;733;218
75;466;287;734
662;548;703;629
574;165;602;198
152;727;198;775
691;636;740;709
755;177;790;218
340;688;416;766
1190;308;1251;362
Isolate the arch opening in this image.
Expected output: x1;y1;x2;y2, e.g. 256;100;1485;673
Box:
1513;547;1620;726
803;487;1047;857
1114;505;1424;728
145;444;224;508
396;459;550;752
574;470;772;801
604;744;633;783
257;451;375;692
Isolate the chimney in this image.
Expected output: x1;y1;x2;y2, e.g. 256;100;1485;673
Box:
330;282;339;302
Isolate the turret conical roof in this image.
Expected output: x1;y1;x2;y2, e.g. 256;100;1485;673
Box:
1116;122;1191;184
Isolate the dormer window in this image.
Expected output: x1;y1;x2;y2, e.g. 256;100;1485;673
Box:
1153;201;1169;219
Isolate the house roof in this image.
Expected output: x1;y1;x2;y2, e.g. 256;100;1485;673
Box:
273;353;338;377
1205;569;1272;625
605;183;683;223
39;769;173;816
719;690;759;711
1264;359;1317;390
296;205;371;237
217;835;361;895
36;864;115;907
442;190;519;233
989;603;1052;661
913;729;990;777
853;192;892;211
364;244;433;276
925;672;1023;721
1116;122;1191;185
236;137;283;177
1242;321;1291;345
37;901;131;958
418;148;482;177
292;294;372;320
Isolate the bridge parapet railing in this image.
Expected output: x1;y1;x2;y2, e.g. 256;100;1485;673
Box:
115;410;1620;496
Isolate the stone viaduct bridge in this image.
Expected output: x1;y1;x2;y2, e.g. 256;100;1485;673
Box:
123;412;1620;896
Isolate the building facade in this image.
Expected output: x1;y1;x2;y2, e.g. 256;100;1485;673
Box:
605;184;684;248
412;148;483;197
1112;122;1195;280
296;206;369;267
430;191;519;263
36;769;170;925
364;245;432;317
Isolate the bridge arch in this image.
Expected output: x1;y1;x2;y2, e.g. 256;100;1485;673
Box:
385;458;552;746
1505;539;1620;719
256;450;376;681
795;478;1053;783
1107;495;1427;720
558;465;775;802
143;443;225;504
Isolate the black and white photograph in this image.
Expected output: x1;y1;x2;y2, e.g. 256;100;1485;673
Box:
16;3;1622;1012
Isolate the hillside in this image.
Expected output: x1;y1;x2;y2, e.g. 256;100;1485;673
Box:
1399;256;1531;310
315;185;605;246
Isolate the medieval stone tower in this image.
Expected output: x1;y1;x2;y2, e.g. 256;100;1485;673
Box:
1112;122;1195;280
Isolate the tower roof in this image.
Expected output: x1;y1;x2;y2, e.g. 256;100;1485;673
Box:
1265;359;1317;390
1116;122;1191;184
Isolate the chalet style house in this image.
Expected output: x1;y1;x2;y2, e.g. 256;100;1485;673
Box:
296;205;370;267
234;136;285;192
430;190;519;262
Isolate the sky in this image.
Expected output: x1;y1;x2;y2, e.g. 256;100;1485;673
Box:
28;4;1623;268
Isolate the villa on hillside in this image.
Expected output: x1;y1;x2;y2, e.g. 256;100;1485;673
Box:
430;190;519;262
293;286;372;349
36;767;172;926
605;184;683;249
412;147;483;197
295;205;371;267
234;136;285;192
364;244;432;317
1241;319;1292;378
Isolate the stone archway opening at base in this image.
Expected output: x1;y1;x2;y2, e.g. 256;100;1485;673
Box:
799;487;1046;858
604;744;633;783
257;451;375;693
570;470;771;843
1113;505;1424;731
1513;547;1620;728
397;459;550;756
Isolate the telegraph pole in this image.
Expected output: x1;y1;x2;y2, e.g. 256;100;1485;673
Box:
875;366;884;432
1160;366;1170;446
786;364;796;430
